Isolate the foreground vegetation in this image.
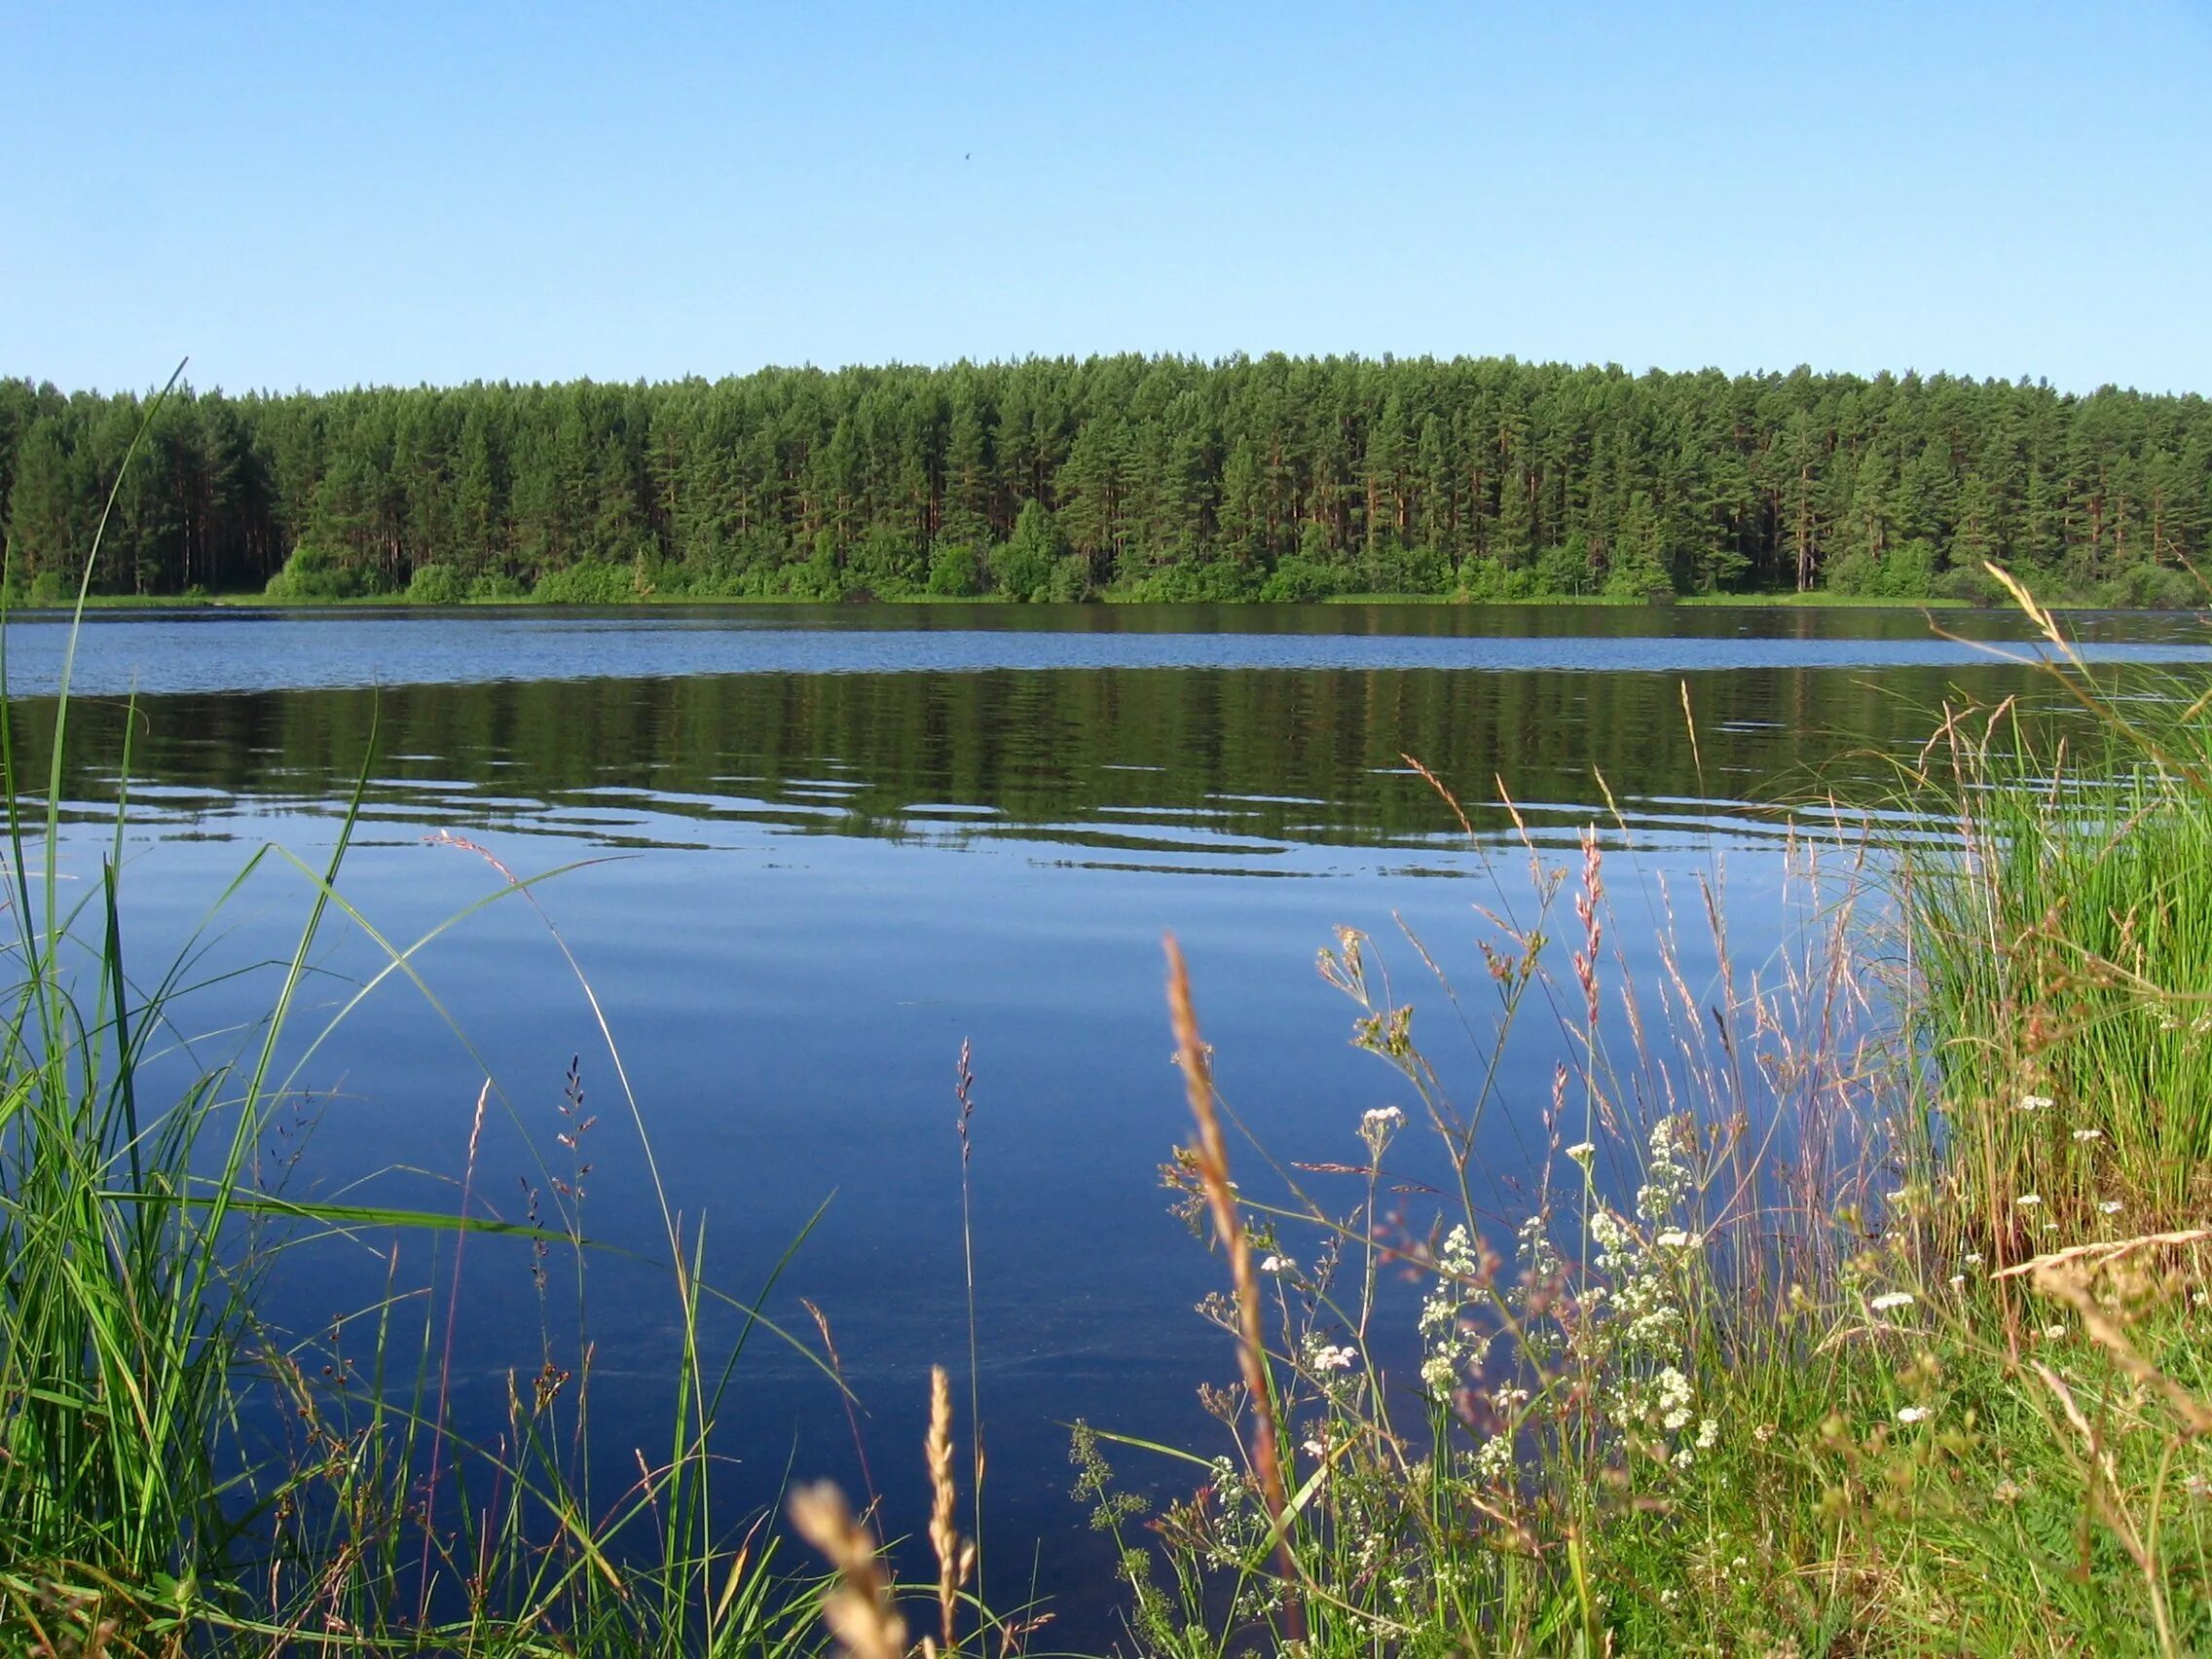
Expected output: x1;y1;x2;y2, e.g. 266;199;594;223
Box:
6;471;2211;1655
5;355;2208;609
972;574;2212;1655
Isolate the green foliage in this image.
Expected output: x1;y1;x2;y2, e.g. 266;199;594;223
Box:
264;542;371;601
987;499;1066;601
404;561;466;605
1257;550;1350;602
843;522;924;597
926;540;984;597
466;571;529;602
1534;536;1596;596
533;557;636;605
1825;535;1937;599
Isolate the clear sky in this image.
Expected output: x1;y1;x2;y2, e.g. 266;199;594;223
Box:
4;1;2208;396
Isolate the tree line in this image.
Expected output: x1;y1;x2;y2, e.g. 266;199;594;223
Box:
1;355;2206;604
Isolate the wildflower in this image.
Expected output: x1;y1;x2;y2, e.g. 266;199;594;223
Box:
1301;1436;1326;1459
2043;1324;2066;1341
2016;1194;2044;1208
1359;1105;1406;1159
1470;1433;1515;1483
2098;1199;2123;1215
1260;1254;1297;1275
1419;1224;1485;1391
2018;1093;2054;1112
2073;1127;2104;1143
1869;1292;1916;1312
1948;1273;1966;1288
2187;1473;2211;1501
1964;1252;1985;1267
1309;1343;1356;1372
1654;1228;1703;1250
1565;1140;1597;1168
1993;1478;2022;1503
1896;1405;1932;1424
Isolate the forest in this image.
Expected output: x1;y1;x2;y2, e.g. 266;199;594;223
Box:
1;354;2207;605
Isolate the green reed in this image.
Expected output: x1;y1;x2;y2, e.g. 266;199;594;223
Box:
1901;684;2212;1234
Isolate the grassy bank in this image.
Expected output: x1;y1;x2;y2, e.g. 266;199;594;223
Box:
8;533;2210;1654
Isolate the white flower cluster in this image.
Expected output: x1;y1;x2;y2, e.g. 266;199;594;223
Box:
1359;1104;1407;1160
1306;1337;1357;1373
1585;1117;1716;1466
1201;1456;1270;1571
1419;1224;1484;1392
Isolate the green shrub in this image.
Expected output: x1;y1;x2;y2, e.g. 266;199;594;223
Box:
465;571;529;602
1257;554;1348;603
1534;538;1598;596
927;542;984;597
984;501;1072;601
404;563;466;605
532;559;635;605
846;525;924;596
264;543;369;602
1044;552;1094;603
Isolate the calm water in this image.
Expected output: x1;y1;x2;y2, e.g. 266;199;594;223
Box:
14;602;2210;1639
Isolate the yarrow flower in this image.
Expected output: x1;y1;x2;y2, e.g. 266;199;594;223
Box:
1260;1254;1297;1275
2073;1128;2104;1143
2016;1194;2044;1208
1869;1292;1916;1312
2099;1199;2123;1215
1308;1343;1357;1373
1565;1140;1597;1168
1896;1405;1932;1424
2018;1093;2054;1112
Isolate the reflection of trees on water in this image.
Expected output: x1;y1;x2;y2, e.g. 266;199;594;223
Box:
27;660;2079;852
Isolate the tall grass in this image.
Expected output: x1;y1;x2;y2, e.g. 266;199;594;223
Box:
1903;690;2212;1234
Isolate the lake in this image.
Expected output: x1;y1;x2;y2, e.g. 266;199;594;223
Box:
11;601;2208;1640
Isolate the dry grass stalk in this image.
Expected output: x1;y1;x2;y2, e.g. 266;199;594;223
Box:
788;1481;908;1659
1998;1231;2212;1438
926;1364;975;1652
1162;934;1305;1640
2028;1360;2180;1658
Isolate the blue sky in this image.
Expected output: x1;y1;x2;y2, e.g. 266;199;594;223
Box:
4;1;2208;395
